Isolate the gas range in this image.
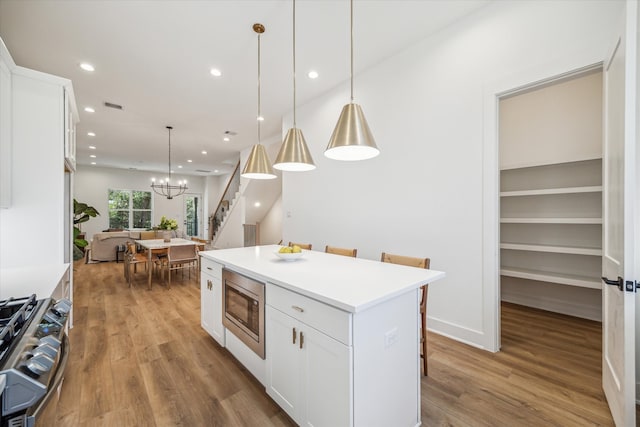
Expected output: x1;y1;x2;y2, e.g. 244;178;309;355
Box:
0;294;71;427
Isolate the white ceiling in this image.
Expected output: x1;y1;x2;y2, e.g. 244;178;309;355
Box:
0;0;489;177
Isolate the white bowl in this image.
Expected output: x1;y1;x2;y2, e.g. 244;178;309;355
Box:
275;251;304;261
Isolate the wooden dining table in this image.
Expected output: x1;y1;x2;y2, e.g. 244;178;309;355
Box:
134;238;197;289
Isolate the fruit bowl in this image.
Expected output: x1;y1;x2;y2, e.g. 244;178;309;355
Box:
275;251;304;261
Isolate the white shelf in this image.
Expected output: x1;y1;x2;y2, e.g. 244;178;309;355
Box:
500;217;602;224
500;268;601;289
500;185;602;197
500;243;602;256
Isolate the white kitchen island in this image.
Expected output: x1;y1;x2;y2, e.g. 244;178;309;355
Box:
200;245;445;427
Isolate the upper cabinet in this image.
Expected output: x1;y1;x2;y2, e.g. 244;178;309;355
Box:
0;39;13;208
0;37;79;268
63;87;77;171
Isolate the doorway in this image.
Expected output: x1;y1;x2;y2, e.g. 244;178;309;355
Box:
497;67;604;332
183;194;202;238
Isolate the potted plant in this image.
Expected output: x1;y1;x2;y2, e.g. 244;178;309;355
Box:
73;199;100;260
157;215;178;242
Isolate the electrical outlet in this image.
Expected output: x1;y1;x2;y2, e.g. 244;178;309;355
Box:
384;327;398;348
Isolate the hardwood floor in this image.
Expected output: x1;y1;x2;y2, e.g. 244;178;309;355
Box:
56;260;615;426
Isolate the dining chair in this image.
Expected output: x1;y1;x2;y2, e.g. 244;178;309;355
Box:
381;252;431;376
123;241;149;287
163;244;199;289
325;245;357;257
289;242;312;250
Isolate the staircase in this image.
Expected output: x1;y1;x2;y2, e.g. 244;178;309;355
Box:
209;161;240;245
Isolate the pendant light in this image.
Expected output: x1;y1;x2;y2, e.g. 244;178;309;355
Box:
273;0;316;171
325;0;379;161
151;126;188;199
242;23;277;180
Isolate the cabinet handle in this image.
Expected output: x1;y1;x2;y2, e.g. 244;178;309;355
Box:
207;266;213;270
291;305;304;313
292;327;297;344
207;279;212;290
299;331;304;349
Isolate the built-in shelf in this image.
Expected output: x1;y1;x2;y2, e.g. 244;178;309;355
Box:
500;267;601;289
500;185;602;197
500;243;602;256
500;217;602;224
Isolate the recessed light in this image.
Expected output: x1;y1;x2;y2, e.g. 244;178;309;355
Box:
223;137;230;142
87;132;96;137
90;162;96;165
89;145;96;150
84;107;95;113
210;68;222;77
257;116;264;121
178;165;182;168
214;169;219;173
89;154;96;158
80;63;95;72
254;202;261;207
308;70;319;79
187;159;193;163
201;151;207;155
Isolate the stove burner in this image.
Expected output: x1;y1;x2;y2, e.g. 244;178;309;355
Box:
0;295;39;365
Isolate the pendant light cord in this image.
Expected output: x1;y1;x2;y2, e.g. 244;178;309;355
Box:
293;0;297;127
350;0;354;102
167;126;172;182
257;31;262;144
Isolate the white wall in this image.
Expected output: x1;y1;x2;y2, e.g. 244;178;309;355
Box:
259;194;283;245
74;165;205;241
282;0;622;350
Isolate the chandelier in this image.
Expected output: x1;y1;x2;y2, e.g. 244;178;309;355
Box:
151;126;188;199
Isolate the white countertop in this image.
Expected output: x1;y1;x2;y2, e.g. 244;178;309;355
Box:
200;245;445;313
0;264;69;300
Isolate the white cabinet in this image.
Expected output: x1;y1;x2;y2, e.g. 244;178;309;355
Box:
200;257;224;346
63;88;76;171
0;41;12;208
266;287;351;427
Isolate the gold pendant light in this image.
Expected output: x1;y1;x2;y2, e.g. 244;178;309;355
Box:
325;0;379;161
273;0;316;172
242;23;277;180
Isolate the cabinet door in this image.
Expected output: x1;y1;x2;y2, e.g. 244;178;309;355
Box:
200;272;216;337
63;88;75;171
0;56;11;208
265;306;302;422
301;325;352;427
209;275;224;345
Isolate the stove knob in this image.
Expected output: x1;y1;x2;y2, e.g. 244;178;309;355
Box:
25;354;55;376
39;335;61;349
43;310;63;326
33;343;57;359
54;298;72;314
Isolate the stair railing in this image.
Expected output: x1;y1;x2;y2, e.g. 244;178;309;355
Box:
209;161;240;241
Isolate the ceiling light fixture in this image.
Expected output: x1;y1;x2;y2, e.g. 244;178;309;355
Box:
84;107;95;113
273;0;316;172
325;0;379;161
151;126;188;199
223;137;230;142
89;154;96;158
89;146;96;149
90;162;96;165
308;70;319;79
80;63;95;72
210;68;222;77
87;132;96;137
242;23;276;180
201;150;207;155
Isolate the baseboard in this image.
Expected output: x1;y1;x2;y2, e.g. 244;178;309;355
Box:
427;316;493;352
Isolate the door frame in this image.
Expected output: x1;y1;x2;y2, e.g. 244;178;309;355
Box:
183;193;203;238
482;52;609;352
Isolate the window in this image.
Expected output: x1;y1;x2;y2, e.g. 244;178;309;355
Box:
108;189;152;229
